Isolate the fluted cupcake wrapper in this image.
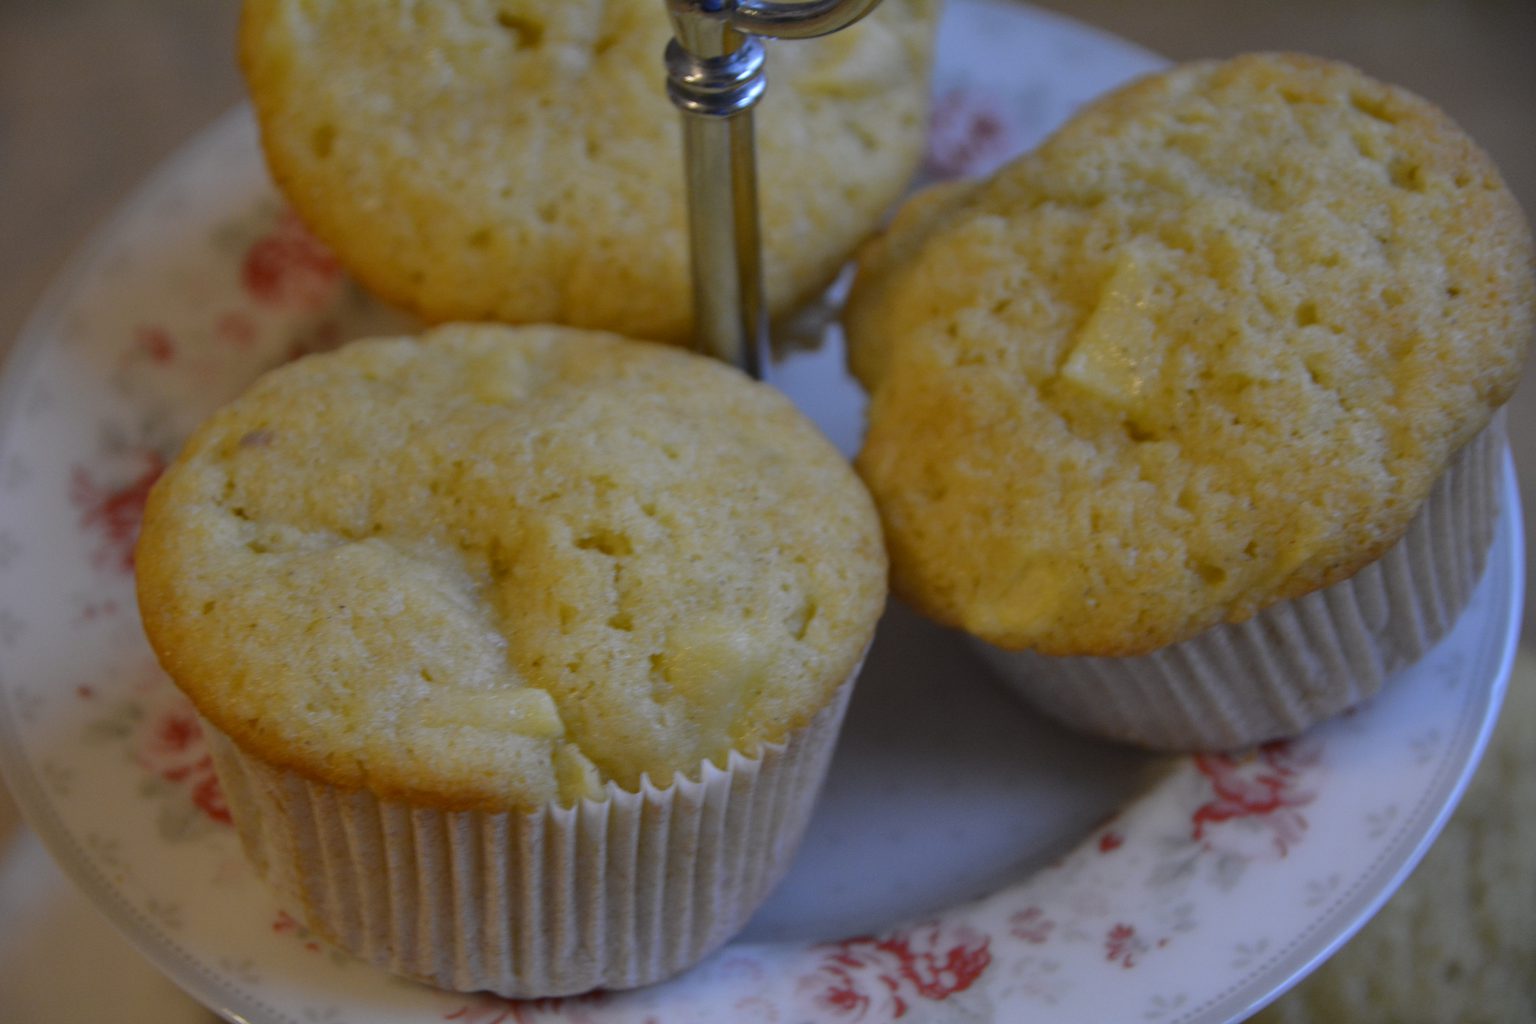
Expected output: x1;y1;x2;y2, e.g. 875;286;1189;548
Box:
202;672;856;997
974;417;1506;752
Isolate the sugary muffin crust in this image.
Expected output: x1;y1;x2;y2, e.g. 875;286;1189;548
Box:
239;0;939;344
846;53;1535;656
137;324;886;811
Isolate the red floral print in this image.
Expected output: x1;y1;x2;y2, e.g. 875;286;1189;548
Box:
241;210;344;313
191;770;232;825
215;309;258;348
1008;906;1055;945
73;598;119;624
272;909;322;952
1192;739;1320;858
133;701;231;827
135;326;176;364
801;920;991;1021
141;707;201;778
810;943;912;1022
1104;923;1148;969
1098;830;1125;853
70;451;165;573
890;920;992;1000
924;89;1015;180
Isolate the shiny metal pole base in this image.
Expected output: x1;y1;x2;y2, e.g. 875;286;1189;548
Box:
663;0;885;377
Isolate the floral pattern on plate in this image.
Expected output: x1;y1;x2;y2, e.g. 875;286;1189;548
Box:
0;3;1520;1023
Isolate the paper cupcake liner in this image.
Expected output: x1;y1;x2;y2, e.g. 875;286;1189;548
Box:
203;673;857;997
974;417;1506;752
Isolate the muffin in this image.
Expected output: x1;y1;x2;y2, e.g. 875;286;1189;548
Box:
135;323;887;994
238;0;940;345
844;53;1534;750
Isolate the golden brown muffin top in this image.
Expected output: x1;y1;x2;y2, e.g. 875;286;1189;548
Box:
239;0;939;344
846;53;1534;656
137;324;886;811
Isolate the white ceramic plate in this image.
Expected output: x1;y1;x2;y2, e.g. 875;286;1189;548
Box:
0;3;1523;1022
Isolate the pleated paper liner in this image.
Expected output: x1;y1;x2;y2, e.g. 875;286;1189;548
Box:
975;414;1506;752
203;673;856;997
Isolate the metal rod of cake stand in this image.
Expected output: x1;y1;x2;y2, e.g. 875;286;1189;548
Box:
664;0;886;379
664;9;767;377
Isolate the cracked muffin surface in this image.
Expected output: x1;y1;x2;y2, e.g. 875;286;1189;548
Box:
136;324;886;811
845;53;1534;657
239;0;938;344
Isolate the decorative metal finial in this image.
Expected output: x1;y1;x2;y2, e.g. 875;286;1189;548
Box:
665;0;885;378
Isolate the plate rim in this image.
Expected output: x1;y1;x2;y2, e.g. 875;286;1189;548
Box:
1209;460;1523;1022
0;104;334;1024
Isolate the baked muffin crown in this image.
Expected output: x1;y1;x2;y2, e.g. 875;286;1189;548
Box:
137;324;886;811
239;0;939;344
846;53;1535;656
